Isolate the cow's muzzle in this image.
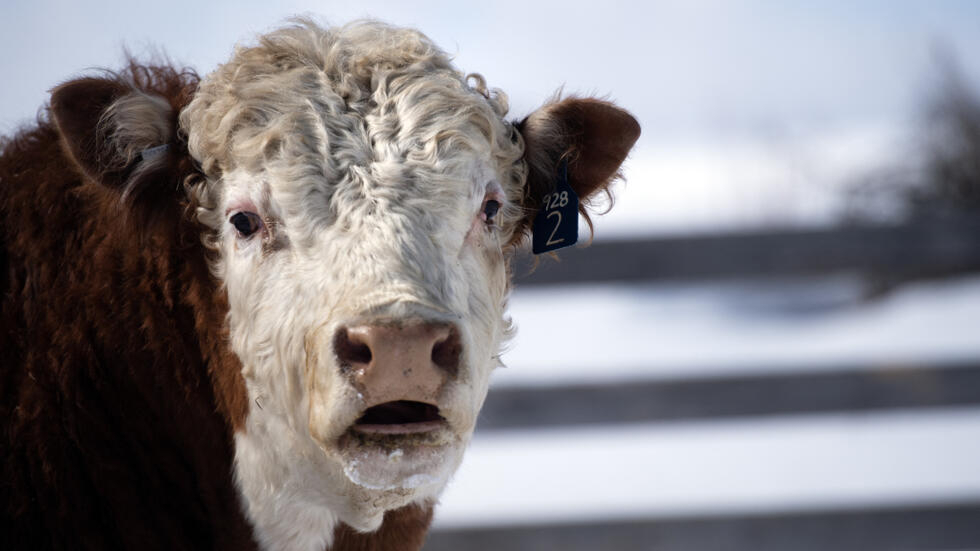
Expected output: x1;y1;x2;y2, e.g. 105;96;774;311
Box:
333;321;461;435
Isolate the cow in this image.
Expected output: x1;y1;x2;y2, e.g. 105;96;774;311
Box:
0;19;639;551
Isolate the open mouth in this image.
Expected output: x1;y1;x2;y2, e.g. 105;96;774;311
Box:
352;401;447;435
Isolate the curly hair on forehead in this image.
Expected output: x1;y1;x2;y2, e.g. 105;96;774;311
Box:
180;18;520;180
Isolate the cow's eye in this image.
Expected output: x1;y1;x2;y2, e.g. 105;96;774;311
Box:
483;200;500;223
230;212;263;238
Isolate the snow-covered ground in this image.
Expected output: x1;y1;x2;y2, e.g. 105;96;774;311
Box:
435;407;980;528
433;275;980;528
495;275;980;387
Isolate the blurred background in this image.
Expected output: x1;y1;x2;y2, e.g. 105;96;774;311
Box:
4;1;980;549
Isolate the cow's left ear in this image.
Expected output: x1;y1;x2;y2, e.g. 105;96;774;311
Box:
50;76;191;216
514;97;640;242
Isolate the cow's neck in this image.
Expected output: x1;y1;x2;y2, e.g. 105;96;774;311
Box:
331;505;434;550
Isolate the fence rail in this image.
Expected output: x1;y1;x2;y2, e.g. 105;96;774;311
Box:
512;219;980;286
425;503;980;551
476;361;980;430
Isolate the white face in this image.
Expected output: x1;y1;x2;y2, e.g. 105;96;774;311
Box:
181;21;527;545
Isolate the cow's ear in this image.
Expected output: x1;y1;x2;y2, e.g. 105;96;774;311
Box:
51;78;133;186
514;97;640;242
50;77;189;216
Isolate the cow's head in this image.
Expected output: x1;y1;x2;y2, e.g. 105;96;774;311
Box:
49;20;638;545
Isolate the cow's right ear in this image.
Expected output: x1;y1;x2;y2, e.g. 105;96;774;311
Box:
50;77;189;214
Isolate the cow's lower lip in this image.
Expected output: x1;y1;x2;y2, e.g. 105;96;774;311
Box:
351;400;447;435
352;420;447;435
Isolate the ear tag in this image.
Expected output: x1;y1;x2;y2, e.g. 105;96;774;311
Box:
532;159;579;254
139;144;170;162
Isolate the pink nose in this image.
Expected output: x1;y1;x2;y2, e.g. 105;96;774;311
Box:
332;322;461;406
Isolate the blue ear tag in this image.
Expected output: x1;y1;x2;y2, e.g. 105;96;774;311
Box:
139;144;170;162
532;160;579;254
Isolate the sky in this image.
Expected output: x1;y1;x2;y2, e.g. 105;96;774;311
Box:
4;0;980;235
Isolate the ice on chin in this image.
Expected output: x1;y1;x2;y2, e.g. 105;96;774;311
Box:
343;445;455;491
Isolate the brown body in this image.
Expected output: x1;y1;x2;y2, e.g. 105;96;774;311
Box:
0;65;432;551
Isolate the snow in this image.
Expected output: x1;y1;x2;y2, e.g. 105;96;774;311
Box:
435;407;980;528
495;275;980;387
342;444;455;492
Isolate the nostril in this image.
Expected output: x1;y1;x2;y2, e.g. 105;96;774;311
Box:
333;327;372;367
431;326;461;376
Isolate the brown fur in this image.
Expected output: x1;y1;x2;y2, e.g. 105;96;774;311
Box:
0;63;433;550
0;64;256;550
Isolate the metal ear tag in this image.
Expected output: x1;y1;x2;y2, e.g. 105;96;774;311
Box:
532;160;579;255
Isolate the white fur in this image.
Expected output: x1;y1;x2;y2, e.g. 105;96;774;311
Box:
179;19;525;550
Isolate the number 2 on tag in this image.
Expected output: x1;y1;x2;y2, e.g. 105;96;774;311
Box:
545;211;563;246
